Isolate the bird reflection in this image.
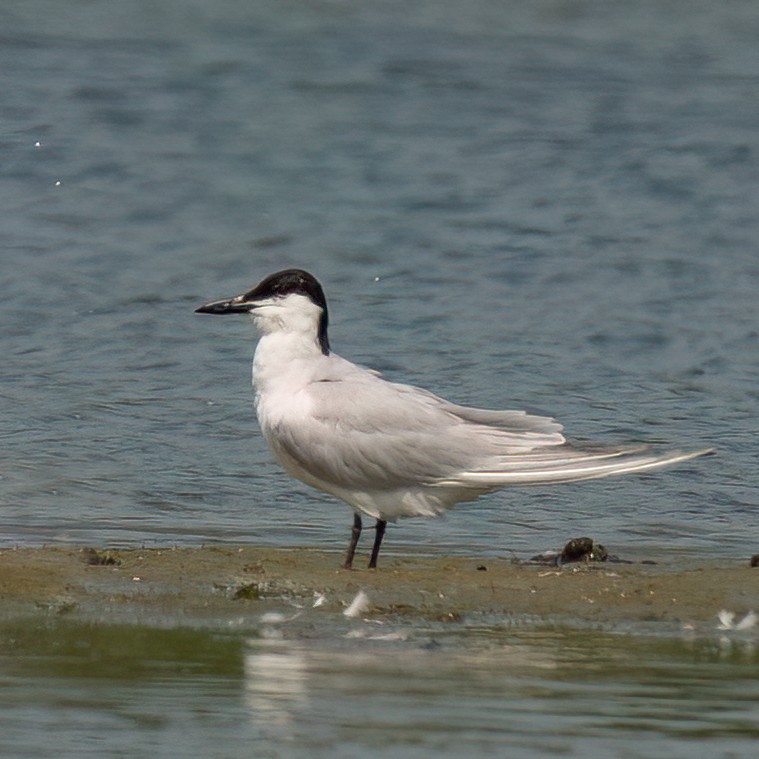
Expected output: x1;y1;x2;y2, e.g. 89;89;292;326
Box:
243;636;309;735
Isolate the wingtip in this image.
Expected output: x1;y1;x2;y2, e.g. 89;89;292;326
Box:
687;447;716;459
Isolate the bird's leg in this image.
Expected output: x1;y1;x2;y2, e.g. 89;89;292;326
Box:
343;513;362;569
368;519;387;569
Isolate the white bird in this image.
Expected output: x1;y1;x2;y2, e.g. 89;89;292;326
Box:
196;269;711;569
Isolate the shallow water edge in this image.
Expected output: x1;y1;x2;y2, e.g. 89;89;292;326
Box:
3;546;759;758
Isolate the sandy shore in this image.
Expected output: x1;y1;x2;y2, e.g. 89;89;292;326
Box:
0;545;756;630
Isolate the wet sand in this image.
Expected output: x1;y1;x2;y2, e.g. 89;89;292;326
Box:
0;546;756;630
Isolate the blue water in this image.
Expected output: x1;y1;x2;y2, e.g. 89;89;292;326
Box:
2;1;757;559
1;1;757;559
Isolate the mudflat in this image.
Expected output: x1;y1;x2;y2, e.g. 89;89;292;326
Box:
0;546;756;631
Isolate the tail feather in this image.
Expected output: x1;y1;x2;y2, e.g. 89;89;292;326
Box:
442;446;713;487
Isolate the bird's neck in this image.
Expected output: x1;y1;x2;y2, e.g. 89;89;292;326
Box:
252;330;326;395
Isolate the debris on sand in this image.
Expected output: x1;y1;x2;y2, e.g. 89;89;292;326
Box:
717;610;757;631
528;536;634;566
343;590;370;619
80;548;120;566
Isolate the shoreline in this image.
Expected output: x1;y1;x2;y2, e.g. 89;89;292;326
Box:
0;545;756;632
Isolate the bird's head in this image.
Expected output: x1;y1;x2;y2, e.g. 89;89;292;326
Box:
195;268;330;354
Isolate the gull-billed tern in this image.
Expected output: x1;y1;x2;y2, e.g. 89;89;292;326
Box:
196;269;711;569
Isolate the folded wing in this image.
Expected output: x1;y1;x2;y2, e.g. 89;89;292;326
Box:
271;368;703;491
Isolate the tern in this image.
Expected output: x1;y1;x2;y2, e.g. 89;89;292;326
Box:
196;269;710;569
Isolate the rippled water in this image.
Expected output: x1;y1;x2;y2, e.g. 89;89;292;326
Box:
1;1;758;755
2;612;758;759
1;0;757;559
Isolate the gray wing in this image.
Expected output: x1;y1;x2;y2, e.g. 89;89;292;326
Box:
269;368;566;491
269;366;710;492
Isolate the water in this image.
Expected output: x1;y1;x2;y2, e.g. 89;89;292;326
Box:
2;0;756;558
1;613;758;758
1;0;758;755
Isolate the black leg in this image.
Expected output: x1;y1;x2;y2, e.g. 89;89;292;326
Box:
368;519;387;569
343;513;362;569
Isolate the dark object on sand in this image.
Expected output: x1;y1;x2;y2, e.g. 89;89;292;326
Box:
530;536;622;566
81;548;120;566
559;536;608;564
750;555;759;568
